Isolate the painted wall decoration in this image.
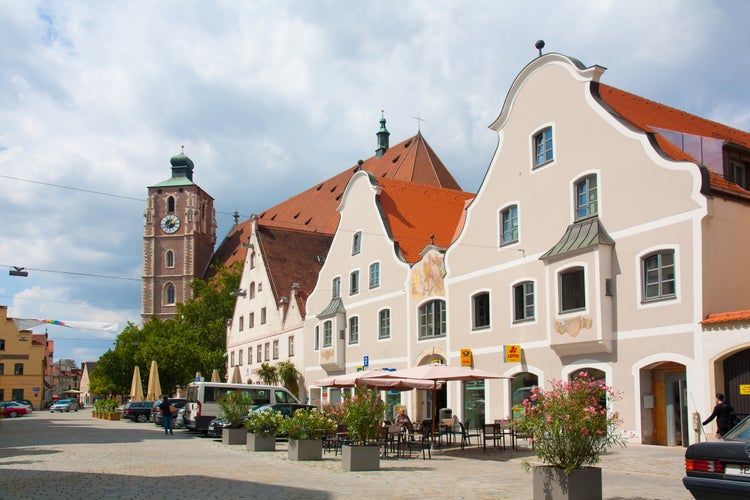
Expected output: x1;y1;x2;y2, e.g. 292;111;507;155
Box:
410;250;446;300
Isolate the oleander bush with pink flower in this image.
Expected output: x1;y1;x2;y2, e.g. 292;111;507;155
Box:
514;372;626;474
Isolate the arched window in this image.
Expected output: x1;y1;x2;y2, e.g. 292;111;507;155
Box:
167;196;175;212
419;299;447;339
642;250;676;301
472;292;490;330
575;174;598;220
249;282;256;299
165;283;176;305
511;372;539;406
166;250;174;268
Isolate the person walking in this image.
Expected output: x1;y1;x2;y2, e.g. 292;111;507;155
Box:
702;392;734;439
158;395;174;435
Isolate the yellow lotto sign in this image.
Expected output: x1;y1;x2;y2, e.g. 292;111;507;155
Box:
460;349;473;366
505;345;521;363
740;384;750;395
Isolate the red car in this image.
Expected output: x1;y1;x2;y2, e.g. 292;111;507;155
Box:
0;401;28;417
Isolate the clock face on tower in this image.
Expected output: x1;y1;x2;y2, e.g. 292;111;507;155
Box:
160;214;181;233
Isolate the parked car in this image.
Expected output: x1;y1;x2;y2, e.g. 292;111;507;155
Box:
150;398;187;426
0;401;28;417
12;399;34;412
121;401;155;423
683;415;750;499
50;399;79;413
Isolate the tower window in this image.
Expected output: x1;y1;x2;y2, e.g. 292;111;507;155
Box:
167;196;175;212
166;250;174;268
165;283;176;305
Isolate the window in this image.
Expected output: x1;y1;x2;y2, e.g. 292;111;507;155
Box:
250;252;256;269
230;351;235;366
0;363;4;375
472;292;490;330
500;205;518;245
369;262;380;289
273;340;279;359
332;277;341;299
167;196;175;212
575;175;598;220
514;281;535;321
350;270;360;295
534;127;553;167
419;300;447;339
238;349;243;366
166;250;174;268
732;161;748;189
264;343;270;361
165;283;175;305
248;312;254;328
349;316;359;344
352;231;362;255
288;335;295;357
261;308;267;324
314;326;320;350
248;348;253;364
249;282;256;299
379;309;391;339
560;267;585;312
258;283;263;292
0;339;4;350
238;316;244;331
323;321;333;347
256;345;261;363
642;250;676;301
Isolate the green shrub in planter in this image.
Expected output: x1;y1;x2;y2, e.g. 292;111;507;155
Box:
281;408;336;441
218;391;254;428
244;409;284;437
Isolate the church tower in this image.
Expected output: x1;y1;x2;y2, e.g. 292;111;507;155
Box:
142;149;216;322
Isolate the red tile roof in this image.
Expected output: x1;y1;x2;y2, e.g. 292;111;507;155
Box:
255;225;332;318
702;310;750;325
208;133;462;275
377;177;474;264
597;84;750;197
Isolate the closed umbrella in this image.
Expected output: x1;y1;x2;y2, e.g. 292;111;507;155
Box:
365;363;507;442
229;364;242;384
146;360;162;400
211;369;221;382
130;365;144;401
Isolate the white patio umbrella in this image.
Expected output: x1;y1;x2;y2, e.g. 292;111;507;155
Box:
364;363;508;441
129;365;144;401
146;360;162;400
229;364;242;384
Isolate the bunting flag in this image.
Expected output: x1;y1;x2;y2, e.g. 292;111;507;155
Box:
12;318;120;332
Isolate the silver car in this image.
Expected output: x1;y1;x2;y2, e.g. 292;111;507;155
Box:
50;399;79;412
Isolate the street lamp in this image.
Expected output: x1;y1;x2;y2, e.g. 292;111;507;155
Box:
9;266;28;277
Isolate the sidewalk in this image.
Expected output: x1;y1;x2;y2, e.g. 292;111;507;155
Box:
0;409;691;499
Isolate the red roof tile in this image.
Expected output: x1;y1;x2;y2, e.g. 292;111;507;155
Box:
702;310;750;325
597;84;750;197
377;177;474;264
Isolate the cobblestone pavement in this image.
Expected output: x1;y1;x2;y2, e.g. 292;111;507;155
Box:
0;409;691;499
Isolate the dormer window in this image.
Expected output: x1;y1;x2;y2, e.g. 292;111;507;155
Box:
732;161;748;189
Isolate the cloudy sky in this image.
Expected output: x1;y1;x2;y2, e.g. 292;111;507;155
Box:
2;0;749;364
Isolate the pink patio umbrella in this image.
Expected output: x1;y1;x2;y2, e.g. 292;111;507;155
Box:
364;363;508;441
315;369;439;391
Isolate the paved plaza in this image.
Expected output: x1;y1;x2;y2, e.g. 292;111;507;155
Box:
0;409;691;499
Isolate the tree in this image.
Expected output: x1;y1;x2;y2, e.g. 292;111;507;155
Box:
277;360;301;397
92;263;241;396
255;363;279;385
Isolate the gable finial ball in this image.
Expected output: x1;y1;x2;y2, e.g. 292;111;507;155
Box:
535;40;545;57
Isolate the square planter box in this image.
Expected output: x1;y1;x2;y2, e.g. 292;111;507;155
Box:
342;444;380;471
288;439;323;461
222;427;247;445
532;466;602;500
247;433;276;452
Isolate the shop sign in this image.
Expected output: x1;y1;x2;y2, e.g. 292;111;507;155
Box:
460;349;472;366
504;345;521;363
740;384;750;395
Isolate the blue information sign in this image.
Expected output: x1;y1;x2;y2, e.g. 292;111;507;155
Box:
363;355;369;367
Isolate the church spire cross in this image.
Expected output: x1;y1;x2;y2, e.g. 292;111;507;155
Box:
413;112;425;132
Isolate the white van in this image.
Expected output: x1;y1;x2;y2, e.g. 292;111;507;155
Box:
183;382;300;432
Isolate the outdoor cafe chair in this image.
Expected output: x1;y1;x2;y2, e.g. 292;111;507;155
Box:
495;419;515;450
459;420;481;450
482;423;502;451
402;424;432;459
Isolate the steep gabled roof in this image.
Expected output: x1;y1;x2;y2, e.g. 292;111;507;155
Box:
596;84;750;197
255;225;332;318
376;177;474;264
208;133;461;275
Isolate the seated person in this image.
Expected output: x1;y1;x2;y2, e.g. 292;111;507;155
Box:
394;408;412;430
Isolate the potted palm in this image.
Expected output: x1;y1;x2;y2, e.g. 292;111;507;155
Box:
218;391;254;445
341;385;385;471
244;409;284;452
514;372;626;500
282;408;336;461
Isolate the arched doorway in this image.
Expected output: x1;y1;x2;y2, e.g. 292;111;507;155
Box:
415;355;447;424
639;361;687;446
722;349;750;419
